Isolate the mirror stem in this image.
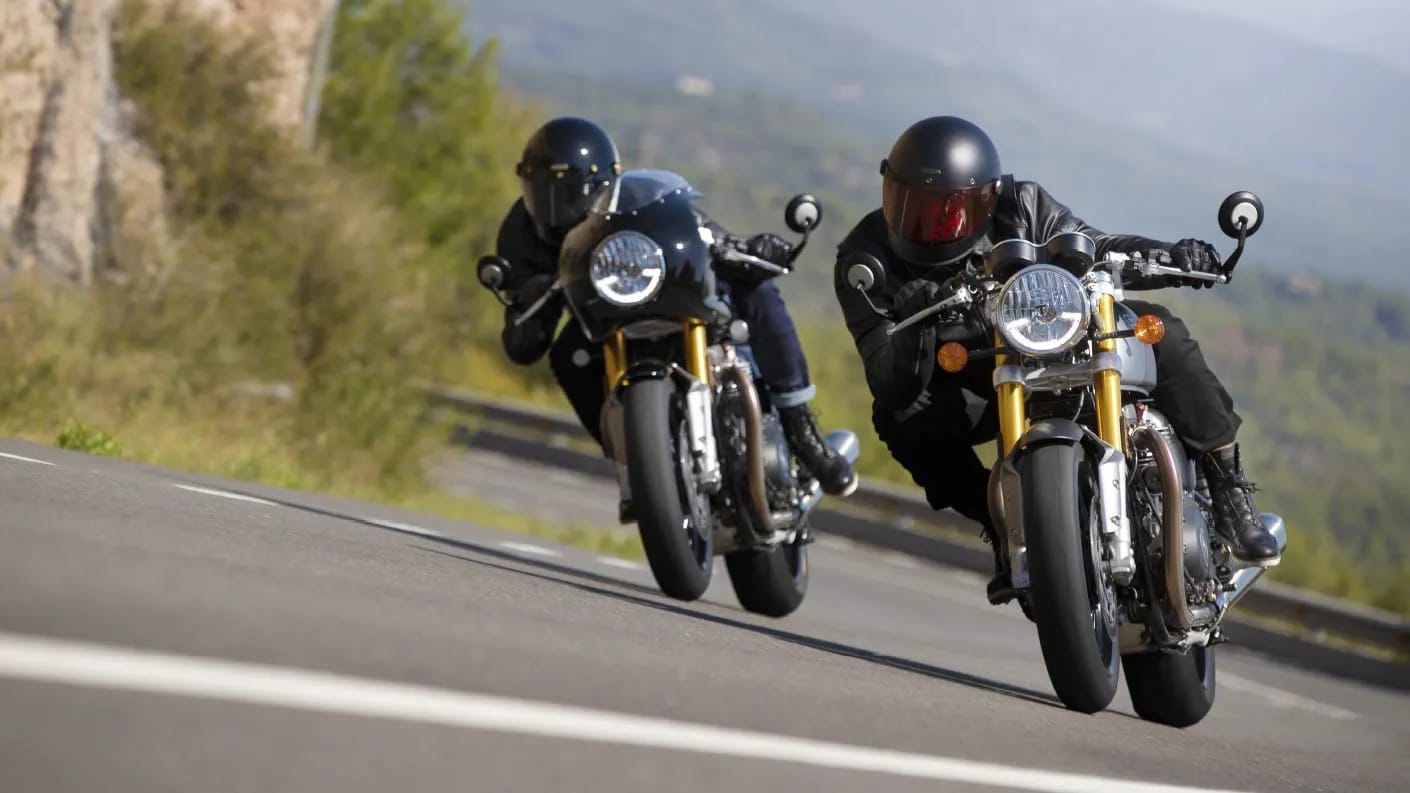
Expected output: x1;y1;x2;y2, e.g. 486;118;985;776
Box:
787;230;811;264
1222;220;1248;279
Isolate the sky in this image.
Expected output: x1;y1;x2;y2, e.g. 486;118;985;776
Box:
1164;0;1410;74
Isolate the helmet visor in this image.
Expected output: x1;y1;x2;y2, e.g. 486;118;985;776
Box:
882;179;999;246
523;173;614;241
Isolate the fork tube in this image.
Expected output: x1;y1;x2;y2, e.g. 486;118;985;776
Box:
994;334;1027;457
1092;294;1124;447
682;318;711;384
602;329;627;394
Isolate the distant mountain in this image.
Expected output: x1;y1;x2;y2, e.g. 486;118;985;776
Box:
772;0;1408;194
463;0;1410;292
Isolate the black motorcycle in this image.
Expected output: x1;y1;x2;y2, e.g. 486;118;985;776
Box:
478;169;859;617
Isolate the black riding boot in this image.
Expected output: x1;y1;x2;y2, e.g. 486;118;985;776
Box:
779;404;858;497
1200;445;1280;566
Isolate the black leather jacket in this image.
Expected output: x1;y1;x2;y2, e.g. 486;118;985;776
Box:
493;198;759;365
834;177;1177;410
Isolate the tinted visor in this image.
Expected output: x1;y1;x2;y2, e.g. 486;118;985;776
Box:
882;178;999;246
523;174;614;241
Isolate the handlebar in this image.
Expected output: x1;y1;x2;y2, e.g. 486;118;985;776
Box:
1099;251;1229;285
712;245;791;276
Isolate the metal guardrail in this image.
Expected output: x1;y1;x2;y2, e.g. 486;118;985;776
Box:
423;384;1410;687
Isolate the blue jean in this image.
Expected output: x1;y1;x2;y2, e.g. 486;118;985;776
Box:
548;279;813;445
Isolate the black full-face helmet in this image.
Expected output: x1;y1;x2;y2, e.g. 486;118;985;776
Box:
516;117;622;244
880;116;1003;265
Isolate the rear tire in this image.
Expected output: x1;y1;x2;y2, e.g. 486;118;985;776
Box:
1021;442;1120;713
1124;646;1217;728
623;378;712;601
726;538;809;618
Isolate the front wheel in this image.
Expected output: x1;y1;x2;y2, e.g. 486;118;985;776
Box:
1021;442;1120;713
725;537;809;618
1123;646;1217;727
623;377;713;601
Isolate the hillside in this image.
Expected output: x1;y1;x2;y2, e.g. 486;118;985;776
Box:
463;0;1410;292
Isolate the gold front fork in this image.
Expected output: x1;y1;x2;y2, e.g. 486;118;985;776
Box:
602;329;627;395
682;318;711;384
995;331;1027;458
1092;293;1125;448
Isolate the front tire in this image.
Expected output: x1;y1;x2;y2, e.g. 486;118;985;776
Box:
1021;442;1121;713
623;378;712;601
726;537;809;618
1124;646;1217;727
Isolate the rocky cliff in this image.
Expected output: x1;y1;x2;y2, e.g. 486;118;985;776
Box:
0;0;334;285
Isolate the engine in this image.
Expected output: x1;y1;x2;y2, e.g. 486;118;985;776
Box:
759;413;796;494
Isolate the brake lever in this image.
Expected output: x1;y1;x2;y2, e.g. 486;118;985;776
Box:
886;285;974;337
511;279;565;327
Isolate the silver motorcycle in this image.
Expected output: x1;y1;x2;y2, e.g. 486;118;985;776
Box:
844;190;1285;726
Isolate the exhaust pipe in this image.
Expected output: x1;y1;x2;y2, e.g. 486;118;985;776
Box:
1222;514;1288;611
1131;426;1195;629
720;363;775;535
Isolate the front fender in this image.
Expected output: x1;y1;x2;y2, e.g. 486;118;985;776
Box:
616;360;672;392
997;418;1104;591
1017;418;1085;452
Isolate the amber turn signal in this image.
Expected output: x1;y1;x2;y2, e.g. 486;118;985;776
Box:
1134;313;1165;345
937;342;969;373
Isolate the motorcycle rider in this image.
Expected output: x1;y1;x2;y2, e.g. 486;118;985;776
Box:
833;115;1280;602
492;117;858;520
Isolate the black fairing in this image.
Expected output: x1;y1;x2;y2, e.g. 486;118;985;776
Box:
559;172;721;342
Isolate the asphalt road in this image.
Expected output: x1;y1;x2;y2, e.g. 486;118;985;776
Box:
2;438;1407;793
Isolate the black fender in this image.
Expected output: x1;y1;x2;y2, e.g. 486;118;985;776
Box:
616;360;673;392
1016;418;1086;453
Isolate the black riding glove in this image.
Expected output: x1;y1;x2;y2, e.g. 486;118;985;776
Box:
716;233;792;284
513;272;556;311
745;233;793;265
896;277;987;346
1168;238;1222;290
500;273;562;365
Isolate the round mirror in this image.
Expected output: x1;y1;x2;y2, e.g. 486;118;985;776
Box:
1218;191;1264;239
477;255;508;290
785;193;823;233
843;252;884;292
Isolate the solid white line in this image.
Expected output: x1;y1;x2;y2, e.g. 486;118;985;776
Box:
366;518;443;539
0;452;56;466
1219;673;1358;720
597;556;645;571
497;541;560;557
171;483;278;506
0;632;1243;793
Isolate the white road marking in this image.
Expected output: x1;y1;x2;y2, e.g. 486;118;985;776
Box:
366;518;443;539
597;556;645;571
171;483;278;507
0;452;55;466
1219;673;1358;720
0;632;1243;793
498;541;560;557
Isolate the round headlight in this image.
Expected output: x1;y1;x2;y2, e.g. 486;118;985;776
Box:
590;231;666;307
996;264;1090;356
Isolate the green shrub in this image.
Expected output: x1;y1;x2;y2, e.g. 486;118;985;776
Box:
56;420;124;457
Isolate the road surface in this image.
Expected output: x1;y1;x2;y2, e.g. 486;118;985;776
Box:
2;438;1406;792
